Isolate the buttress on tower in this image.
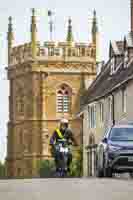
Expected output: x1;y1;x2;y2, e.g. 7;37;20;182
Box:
6;9;98;178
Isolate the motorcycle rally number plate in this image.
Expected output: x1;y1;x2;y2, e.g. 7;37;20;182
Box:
60;147;68;153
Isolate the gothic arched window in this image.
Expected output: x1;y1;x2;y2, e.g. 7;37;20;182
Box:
57;84;72;113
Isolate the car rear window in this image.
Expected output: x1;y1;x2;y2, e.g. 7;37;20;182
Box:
109;127;133;141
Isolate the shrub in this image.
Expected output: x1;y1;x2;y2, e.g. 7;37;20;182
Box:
0;162;6;179
38;145;83;178
70;145;83;177
38;159;55;178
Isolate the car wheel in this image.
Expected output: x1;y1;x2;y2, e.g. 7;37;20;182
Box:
96;166;104;178
104;167;112;178
96;156;104;178
129;172;133;178
102;153;112;178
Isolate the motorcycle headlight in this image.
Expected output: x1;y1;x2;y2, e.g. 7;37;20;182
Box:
108;145;121;152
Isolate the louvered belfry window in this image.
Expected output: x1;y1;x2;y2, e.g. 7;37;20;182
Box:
57;85;71;113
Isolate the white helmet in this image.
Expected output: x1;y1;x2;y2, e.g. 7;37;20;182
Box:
60;118;68;124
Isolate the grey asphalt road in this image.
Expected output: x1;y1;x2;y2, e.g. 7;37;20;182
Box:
0;178;133;200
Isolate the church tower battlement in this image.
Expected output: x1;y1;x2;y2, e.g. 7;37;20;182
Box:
9;40;96;66
7;9;98;67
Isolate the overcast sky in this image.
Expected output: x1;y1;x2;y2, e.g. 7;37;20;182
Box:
0;0;130;162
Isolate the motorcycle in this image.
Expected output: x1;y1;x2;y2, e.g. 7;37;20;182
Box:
54;138;71;177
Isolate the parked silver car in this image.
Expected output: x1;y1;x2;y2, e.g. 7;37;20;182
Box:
96;124;133;177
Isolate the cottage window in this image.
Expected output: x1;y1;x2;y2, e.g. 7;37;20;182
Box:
99;102;104;123
57;85;71;113
88;105;96;128
122;89;126;113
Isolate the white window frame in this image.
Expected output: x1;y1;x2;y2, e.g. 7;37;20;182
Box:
56;85;71;113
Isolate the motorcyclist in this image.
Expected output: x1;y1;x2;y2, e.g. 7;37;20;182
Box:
50;118;77;173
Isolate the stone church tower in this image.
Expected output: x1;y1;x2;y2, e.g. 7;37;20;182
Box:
6;9;98;178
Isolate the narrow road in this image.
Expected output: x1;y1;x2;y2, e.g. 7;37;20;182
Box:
0;178;133;200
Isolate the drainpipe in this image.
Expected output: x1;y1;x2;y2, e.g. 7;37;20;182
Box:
111;94;115;125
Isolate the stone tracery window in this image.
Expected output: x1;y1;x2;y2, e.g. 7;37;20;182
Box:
57;84;72;113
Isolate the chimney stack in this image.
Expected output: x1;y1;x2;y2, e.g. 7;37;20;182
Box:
131;0;133;32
